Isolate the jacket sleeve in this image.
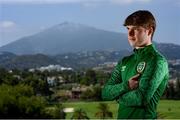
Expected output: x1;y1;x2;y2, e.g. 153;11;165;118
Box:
102;60;130;101
119;57;169;106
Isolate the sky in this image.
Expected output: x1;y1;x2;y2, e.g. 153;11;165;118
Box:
0;0;179;47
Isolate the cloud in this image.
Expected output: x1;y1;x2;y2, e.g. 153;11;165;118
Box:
0;21;18;46
0;21;16;29
82;2;99;8
110;0;151;5
0;0;151;5
0;0;100;4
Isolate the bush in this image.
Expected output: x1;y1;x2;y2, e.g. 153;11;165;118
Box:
0;84;49;118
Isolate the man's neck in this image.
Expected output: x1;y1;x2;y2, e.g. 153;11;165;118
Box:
135;42;152;49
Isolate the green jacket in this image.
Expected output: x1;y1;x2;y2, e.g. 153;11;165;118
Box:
102;44;169;119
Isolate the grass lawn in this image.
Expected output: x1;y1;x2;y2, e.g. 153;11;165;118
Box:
63;101;118;119
157;100;180;119
50;100;180;119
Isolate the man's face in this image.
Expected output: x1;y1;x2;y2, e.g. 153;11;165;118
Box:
126;25;151;48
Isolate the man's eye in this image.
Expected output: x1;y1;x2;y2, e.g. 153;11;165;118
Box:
134;27;138;30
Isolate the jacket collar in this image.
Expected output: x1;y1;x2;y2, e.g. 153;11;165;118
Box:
133;44;157;59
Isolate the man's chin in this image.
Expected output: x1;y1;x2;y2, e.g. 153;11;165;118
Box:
129;43;136;48
130;44;142;49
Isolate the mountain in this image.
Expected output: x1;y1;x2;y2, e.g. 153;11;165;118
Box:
0;53;57;70
0;22;129;55
0;50;131;70
0;22;180;70
156;43;180;59
0;51;16;63
1;43;180;70
53;50;131;69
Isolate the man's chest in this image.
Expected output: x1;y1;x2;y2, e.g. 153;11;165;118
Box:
120;58;147;82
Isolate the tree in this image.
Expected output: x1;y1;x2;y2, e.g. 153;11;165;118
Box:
96;71;109;85
80;69;97;85
86;69;97;85
92;84;102;101
23;74;50;96
0;84;49;118
71;108;89;119
52;103;66;119
80;88;94;100
176;73;180;99
95;103;113;119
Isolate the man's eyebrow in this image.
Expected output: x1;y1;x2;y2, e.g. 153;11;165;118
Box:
132;26;139;29
126;26;139;29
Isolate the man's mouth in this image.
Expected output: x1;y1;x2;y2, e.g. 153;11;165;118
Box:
129;38;136;41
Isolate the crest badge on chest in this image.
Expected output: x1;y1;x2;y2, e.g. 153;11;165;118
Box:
137;61;146;74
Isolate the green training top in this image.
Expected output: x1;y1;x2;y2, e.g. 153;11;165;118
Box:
102;44;169;119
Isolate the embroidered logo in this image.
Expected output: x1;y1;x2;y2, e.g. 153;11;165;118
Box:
121;66;126;71
137;62;146;74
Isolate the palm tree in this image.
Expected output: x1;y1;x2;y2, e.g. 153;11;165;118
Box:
53;103;66;119
95;103;113;119
71;108;89;119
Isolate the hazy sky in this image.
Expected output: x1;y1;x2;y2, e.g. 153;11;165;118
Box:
0;0;179;47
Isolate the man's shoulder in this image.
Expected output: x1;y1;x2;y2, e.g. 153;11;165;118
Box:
152;50;168;63
115;54;133;67
119;54;134;63
146;50;169;68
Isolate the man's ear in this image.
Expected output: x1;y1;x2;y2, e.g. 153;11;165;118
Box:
148;27;153;36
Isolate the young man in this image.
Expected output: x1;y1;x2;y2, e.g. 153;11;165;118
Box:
102;10;169;119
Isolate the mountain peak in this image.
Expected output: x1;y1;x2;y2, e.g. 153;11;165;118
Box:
0;22;129;55
59;21;75;26
51;21;89;32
